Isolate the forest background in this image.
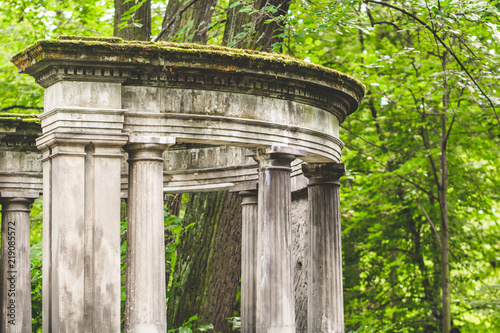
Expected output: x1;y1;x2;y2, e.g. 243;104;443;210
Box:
0;0;499;332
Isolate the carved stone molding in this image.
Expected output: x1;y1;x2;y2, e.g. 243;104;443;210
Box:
12;38;365;123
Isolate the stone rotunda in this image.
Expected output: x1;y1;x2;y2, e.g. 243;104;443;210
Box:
0;36;365;333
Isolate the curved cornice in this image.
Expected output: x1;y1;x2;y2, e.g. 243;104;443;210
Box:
11;37;365;122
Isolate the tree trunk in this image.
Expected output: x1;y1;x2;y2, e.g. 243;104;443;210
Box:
223;0;290;52
439;51;451;333
439;114;450;333
159;0;217;43
114;0;151;41
167;191;242;332
291;189;309;332
222;0;252;47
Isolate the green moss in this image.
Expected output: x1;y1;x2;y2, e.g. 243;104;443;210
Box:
56;35;123;43
21;118;41;124
0;113;40;123
11;38;366;98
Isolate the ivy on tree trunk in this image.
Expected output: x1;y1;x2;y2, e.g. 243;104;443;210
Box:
167;191;242;332
114;0;151;41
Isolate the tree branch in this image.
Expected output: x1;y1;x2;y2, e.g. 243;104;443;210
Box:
443;114;456;148
416;198;441;248
365;0;500;127
345;144;439;200
341;125;395;152
395;173;438;201
419;98;441;192
366;8;402;31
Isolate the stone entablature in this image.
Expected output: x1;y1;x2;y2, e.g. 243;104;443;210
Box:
12;37;364;120
0;116;42;196
12;37;364;164
0;119;308;195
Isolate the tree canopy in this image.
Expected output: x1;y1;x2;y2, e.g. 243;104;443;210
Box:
0;0;499;332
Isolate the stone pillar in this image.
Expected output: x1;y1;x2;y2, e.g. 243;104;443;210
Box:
0;194;38;333
231;182;258;333
253;146;306;333
36;133;128;333
302;163;345;333
124;136;175;333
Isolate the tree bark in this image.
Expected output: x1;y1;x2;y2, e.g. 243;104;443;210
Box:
167;191;242;332
291;189;309;332
159;0;217;43
222;0;252;46
223;0;290;52
114;0;151;41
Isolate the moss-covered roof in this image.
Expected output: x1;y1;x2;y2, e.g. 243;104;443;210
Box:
11;36;365;100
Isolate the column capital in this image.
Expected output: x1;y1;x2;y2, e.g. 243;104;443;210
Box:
36;132;129;152
230;182;258;205
252;146;306;170
0;196;38;213
302;162;346;186
0;191;40;200
124;136;175;162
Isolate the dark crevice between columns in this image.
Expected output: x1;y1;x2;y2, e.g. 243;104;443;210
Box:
84;142;95;332
231;182;258;333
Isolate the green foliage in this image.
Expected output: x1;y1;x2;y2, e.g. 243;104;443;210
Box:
30;198;43;333
347;323;410;333
167;314;215;333
0;0;114;112
227;316;241;330
117;0;148;31
284;0;499;331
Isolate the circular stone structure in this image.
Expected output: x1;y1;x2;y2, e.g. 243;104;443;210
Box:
12;37;365;192
10;36;365;333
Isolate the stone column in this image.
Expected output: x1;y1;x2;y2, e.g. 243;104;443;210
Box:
0;194;38;333
302;163;345;333
36;133;128;333
124;136;175;333
231;182;258;333
253;146;306;333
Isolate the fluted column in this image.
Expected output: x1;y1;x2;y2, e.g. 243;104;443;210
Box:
302;163;345;333
0;195;38;333
124;136;174;333
36;133;128;333
231;182;258;333
253;146;306;333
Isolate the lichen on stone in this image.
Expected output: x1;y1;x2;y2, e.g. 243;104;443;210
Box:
0;113;40;123
56;35;123;43
10;37;366;99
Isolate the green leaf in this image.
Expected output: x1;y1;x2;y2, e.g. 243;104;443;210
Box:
229;1;241;8
238;5;254;13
